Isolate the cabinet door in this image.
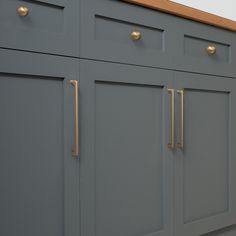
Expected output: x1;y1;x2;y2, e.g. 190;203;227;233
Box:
80;60;174;236
174;72;236;236
0;0;79;56
0;50;80;236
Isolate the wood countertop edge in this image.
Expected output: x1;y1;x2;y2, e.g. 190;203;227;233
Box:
124;0;236;32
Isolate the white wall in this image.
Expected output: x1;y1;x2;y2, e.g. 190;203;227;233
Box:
170;0;236;21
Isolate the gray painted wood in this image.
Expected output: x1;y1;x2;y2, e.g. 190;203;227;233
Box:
174;72;236;236
95;15;164;51
79;60;174;236
203;224;236;236
80;0;176;69
2;0;236;234
0;0;79;56
173;18;236;77
184;36;230;63
0;49;80;236
80;0;236;77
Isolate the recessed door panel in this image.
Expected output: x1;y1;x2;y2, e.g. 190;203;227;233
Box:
183;89;229;223
95;82;163;236
0;74;64;236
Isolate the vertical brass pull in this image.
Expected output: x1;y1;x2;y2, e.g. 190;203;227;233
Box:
177;90;184;149
167;89;175;149
70;80;79;157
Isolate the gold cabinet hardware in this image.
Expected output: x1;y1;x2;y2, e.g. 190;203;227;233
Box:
167;89;175;149
206;45;216;55
131;31;141;41
70;80;79;158
17;6;29;17
177;90;184;149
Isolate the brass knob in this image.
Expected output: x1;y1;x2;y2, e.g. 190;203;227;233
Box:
206;45;216;55
17;6;29;17
131;31;141;41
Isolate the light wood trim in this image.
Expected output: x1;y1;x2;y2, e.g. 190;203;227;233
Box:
124;0;236;32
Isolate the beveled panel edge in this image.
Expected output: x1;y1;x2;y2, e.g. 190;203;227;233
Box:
123;0;236;32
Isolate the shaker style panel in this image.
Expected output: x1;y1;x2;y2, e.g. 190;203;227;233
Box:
80;0;178;68
184;36;230;64
79;60;174;236
95;15;164;51
174;72;236;236
0;0;79;56
173;17;236;77
0;49;80;236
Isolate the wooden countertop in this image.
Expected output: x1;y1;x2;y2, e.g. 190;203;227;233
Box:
124;0;236;32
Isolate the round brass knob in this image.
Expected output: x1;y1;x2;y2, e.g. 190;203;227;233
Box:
131;31;141;41
17;6;29;17
206;45;216;55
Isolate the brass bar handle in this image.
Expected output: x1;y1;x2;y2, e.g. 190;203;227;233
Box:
167;89;175;149
70;80;79;157
177;90;184;149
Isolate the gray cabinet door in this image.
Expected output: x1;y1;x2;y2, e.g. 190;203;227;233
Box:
80;60;174;236
0;0;79;56
0;49;80;236
174;72;236;236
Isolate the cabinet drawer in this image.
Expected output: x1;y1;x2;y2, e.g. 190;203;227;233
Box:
95;15;164;51
0;0;79;56
173;16;236;77
184;35;230;64
80;0;177;69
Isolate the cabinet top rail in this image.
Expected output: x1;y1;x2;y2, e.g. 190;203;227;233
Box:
124;0;236;32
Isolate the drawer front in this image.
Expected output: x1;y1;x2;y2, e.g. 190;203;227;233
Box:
184;35;230;64
95;15;164;51
80;0;178;69
173;16;236;77
0;0;79;56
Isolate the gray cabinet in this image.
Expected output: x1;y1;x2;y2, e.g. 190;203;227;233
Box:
0;50;80;236
79;60;236;236
174;72;236;236
0;0;79;56
2;0;236;235
79;60;174;236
